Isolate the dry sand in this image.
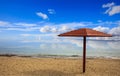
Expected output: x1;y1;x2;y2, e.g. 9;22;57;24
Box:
0;56;120;76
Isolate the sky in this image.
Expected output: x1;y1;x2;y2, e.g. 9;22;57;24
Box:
0;0;120;57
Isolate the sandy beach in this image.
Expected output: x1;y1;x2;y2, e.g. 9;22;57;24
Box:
0;56;120;76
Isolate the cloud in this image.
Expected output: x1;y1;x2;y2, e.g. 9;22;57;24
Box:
1;20;120;53
5;28;33;31
0;21;11;27
40;26;52;33
88;41;110;49
0;20;120;38
93;26;110;33
20;33;120;51
20;33;61;43
69;39;83;47
39;22;87;33
36;12;48;19
1;20;120;41
59;26;71;32
109;6;120;16
109;26;120;36
108;41;120;49
48;9;56;14
0;21;41;31
39;25;72;33
66;37;120;50
102;2;120;16
92;26;120;41
14;23;37;27
3;27;40;31
102;2;115;8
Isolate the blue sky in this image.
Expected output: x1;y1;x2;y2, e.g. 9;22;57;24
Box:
0;0;120;56
0;0;120;23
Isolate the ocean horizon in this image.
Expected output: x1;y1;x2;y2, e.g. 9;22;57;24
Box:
0;39;120;58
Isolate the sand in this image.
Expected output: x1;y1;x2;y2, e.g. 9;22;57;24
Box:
0;56;120;76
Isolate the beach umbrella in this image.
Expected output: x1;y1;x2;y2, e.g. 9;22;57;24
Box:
58;28;112;73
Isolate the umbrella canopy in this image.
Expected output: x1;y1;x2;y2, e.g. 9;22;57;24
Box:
58;28;112;73
58;28;112;37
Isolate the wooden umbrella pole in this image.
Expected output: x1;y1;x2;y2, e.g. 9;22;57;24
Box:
83;36;86;73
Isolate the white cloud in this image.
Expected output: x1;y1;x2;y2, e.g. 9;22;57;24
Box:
93;26;110;33
59;26;71;32
39;22;87;33
91;26;120;41
40;26;51;32
92;26;120;41
39;25;72;33
51;27;57;32
108;41;120;49
48;9;56;14
109;6;120;16
20;33;60;43
4;27;40;31
36;12;48;19
67;38;120;50
0;21;11;27
102;2;120;16
1;20;120;41
109;26;120;36
88;41;109;49
6;28;32;31
109;36;120;41
37;21;120;42
69;39;83;47
14;23;37;27
0;21;41;31
102;2;115;8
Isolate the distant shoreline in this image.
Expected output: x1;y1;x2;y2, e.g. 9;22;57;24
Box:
0;54;120;59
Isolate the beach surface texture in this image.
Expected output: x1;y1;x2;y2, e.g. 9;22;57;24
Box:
0;56;120;76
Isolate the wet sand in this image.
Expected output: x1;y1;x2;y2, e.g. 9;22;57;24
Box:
0;56;120;76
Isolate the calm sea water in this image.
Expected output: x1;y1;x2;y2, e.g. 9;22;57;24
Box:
0;40;120;58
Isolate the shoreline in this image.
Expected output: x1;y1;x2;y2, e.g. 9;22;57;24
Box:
0;54;120;59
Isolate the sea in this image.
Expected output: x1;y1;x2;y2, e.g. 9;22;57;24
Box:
0;39;120;59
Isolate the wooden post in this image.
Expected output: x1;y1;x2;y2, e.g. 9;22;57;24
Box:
83;36;86;73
